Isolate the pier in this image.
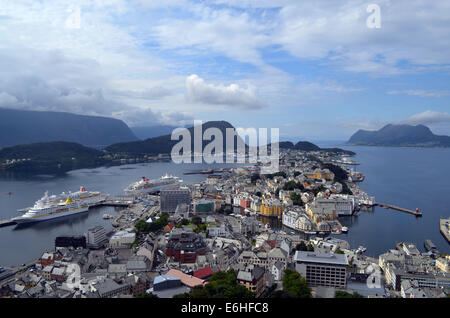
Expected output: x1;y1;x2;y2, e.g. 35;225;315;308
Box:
374;203;422;216
91;200;132;208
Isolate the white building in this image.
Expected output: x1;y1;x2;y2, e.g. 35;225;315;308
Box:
85;226;108;249
109;230;136;248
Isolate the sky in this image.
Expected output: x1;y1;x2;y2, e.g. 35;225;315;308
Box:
0;0;450;140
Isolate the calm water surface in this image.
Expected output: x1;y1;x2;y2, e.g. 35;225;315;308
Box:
0;162;240;266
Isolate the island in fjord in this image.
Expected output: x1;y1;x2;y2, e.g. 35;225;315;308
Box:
347;124;450;148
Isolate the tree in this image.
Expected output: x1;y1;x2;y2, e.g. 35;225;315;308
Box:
282;269;312;298
295;241;308;251
334;291;363;298
191;216;203;226
307;243;314;252
283;181;304;191
290;192;303;206
251;174;261;184
135;213;169;235
173;269;255;298
136;292;159;298
335;248;345;255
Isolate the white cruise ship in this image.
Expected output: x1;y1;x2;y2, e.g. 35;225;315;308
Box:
12;192;89;224
124;174;182;195
18;187;109;213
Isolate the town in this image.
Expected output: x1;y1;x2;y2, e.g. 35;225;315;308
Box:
0;148;448;299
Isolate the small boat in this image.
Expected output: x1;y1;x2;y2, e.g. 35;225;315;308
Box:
341;226;349;233
103;214;113;219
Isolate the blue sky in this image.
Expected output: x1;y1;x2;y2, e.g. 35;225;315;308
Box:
0;0;449;140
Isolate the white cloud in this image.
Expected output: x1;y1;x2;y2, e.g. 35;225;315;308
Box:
400;111;450;126
387;90;450;98
185;74;264;110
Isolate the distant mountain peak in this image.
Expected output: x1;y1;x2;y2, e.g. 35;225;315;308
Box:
347;123;450;147
0;108;138;149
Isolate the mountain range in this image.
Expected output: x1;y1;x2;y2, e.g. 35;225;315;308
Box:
347;124;450;147
0;108;138;149
130;125;181;140
105;121;245;155
273;141;355;155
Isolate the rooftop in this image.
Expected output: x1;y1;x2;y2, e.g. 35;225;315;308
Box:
294;251;348;266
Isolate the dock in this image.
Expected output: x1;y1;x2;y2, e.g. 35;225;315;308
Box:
374;203;422;216
440;219;450;243
91;200;132;208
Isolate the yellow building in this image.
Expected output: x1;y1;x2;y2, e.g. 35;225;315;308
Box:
306;202;337;225
259;200;285;217
436;256;449;273
305;169;334;181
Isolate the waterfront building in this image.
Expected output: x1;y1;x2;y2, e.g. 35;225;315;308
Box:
109;230;136;248
160;188;191;213
55;236;86;249
85;226;108;249
386;263;450;291
315;197;354;216
296;215;314;232
250;199;261;213
294;251;348;288
282;210;300;229
306;201;337;224
259;199;285;217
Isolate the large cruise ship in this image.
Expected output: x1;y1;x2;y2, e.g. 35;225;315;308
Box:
12;193;89;224
18;187;109;213
124;174;182;195
13;187;109;224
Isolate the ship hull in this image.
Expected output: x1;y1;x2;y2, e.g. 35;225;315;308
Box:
124;181;182;195
12;206;89;224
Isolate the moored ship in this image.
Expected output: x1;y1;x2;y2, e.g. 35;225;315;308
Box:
17;187;109;213
124;174;182;195
12;193;89;224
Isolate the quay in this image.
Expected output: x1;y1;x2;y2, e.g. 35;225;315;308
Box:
374;203;422;216
91;200;132;208
440;218;450;243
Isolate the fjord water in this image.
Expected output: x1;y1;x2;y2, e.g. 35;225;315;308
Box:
331;145;450;257
1;147;449;266
0;162;239;266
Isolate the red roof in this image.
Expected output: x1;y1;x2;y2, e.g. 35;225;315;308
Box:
193;267;214;279
164;222;175;232
267;240;276;248
167;269;206;288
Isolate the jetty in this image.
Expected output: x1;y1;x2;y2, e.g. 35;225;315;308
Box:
91;200;132;208
374;203;422;216
440;218;450;243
